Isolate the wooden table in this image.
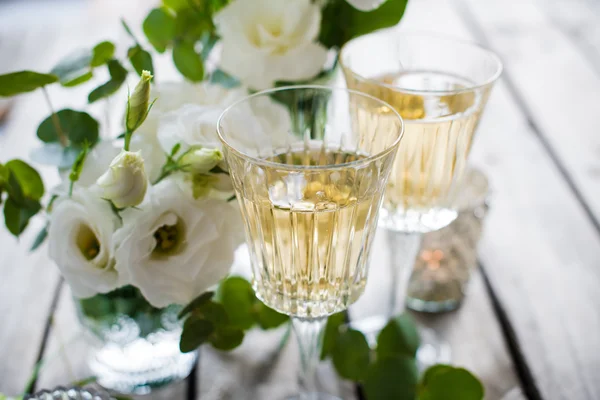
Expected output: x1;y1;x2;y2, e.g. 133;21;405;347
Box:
1;0;599;399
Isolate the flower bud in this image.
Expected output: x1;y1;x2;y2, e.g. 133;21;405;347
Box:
180;146;223;174
97;150;148;208
126;70;153;133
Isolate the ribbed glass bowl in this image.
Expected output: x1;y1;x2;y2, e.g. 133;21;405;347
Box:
24;387;113;400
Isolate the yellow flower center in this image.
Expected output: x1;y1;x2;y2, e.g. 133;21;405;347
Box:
76;224;101;261
152;217;186;258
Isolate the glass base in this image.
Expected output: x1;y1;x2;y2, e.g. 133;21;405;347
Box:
349;317;451;370
286;394;342;400
89;332;197;395
406;296;462;313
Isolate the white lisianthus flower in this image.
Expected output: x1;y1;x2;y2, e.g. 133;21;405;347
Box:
129;134;165;183
97;150;148;208
48;188;123;297
158;96;293;156
113;178;244;308
180;146;223;174
215;0;329;90
345;0;386;11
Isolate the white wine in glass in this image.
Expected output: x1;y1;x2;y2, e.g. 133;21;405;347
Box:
218;86;403;399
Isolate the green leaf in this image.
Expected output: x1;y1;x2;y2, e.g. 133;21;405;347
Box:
321;312;344;360
209;69;240;88
195;301;229;325
209;327;245;351
162;0;189;11
180;315;215;352
0;71;58;97
419;365;485;400
30;144;82;168
3;197;41;237
128;45;155;77
319;0;409;48
91;41;116;67
364;355;418;400
178;291;214;319
255;303;289;329
5;170;24;204
88;60;128;103
30;224;49;251
376;313;421;359
173;41;204;82
69;145;91;193
79;295;115;319
6;160;44;201
143;8;177;53
331;328;371;381
37;109;99;146
175;9;212;42
217;276;256;330
51;49;94;87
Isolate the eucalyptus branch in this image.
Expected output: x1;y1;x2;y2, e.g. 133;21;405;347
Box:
41;87;68;147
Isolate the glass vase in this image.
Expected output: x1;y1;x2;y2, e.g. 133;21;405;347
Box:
76;286;197;395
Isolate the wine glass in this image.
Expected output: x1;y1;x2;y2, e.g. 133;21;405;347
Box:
340;31;502;364
217;86;404;399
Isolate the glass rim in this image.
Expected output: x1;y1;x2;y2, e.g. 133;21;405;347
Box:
340;30;503;96
217;84;405;171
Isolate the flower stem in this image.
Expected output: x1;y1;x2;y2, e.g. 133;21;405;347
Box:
123;130;132;151
42;87;68;147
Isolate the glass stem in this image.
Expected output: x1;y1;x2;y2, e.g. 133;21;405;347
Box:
387;231;423;318
292;317;327;396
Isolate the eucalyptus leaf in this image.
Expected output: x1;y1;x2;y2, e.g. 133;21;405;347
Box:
143;8;177;53
321;312;344;360
209;327;245;351
195;301;229;325
37;109;99;146
209;69;240;88
5;171;24;204
178;291;214;319
0;71;58;97
6;160;44;201
91;41;116;67
128;45;155;77
364;355;418;400
30;144;82;168
162;0;189;11
51;48;93;87
180;315;215;352
3;197;41;237
331;328;371;381
79;295;115;319
30;224;48;251
319;0;409;48
173;41;204;82
376;313;420;359
175;9;212;42
255;303;289;329
88;60;128;103
418;365;485;400
217;276;256;330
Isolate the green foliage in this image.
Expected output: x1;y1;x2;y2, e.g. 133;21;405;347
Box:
162;0;189;11
209;69;241;88
0;71;58;96
37;109;99;146
69;145;91;195
91;41;116;67
364;355;419;400
143;8;177;53
173;40;204;82
320;312;344;360
332;327;371;381
128;45;155;77
319;0;409;48
88;60;128;103
0;160;44;237
377;313;421;359
418;365;485;400
30;224;48;251
179;277;288;353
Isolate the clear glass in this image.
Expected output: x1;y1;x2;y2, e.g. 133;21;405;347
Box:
218;85;403;399
406;167;490;312
76;286;197;395
25;387;113;400
341;31;501;362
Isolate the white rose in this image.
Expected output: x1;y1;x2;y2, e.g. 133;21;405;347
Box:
215;0;329;90
112;178;244;308
97;150;148;208
48;188;123;297
345;0;386;11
